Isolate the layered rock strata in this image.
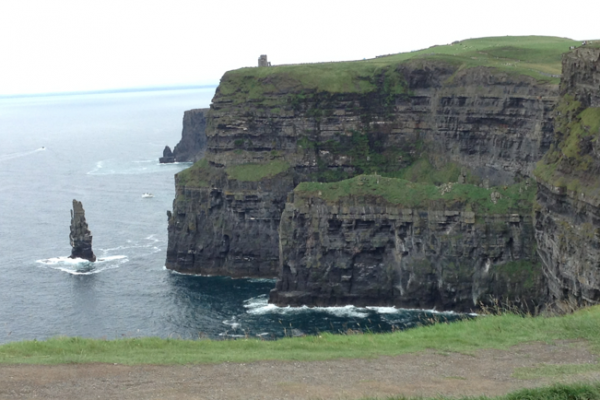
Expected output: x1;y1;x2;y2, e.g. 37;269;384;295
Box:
534;46;600;311
69;199;96;262
269;183;545;311
165;167;295;277
167;62;558;280
206;63;557;185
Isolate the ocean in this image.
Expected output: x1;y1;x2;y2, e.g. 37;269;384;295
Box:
0;88;463;344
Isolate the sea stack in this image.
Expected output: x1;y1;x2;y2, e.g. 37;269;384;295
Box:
69;199;96;262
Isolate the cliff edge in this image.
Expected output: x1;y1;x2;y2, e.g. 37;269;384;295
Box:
534;44;600;311
165;36;600;312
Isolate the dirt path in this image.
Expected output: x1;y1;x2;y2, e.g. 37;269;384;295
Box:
1;341;599;400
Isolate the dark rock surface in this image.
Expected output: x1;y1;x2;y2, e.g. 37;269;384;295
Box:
560;46;600;108
165;52;600;311
174;108;209;162
269;196;545;312
535;183;600;311
166;171;294;277
205;63;556;186
159;108;208;163
69;199;96;262
167;62;557;281
159;146;175;163
534;46;600;311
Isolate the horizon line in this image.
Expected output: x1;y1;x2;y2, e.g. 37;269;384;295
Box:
0;84;219;99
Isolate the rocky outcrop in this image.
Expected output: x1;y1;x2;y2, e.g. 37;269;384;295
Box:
560;46;600;108
159;146;175;163
534;46;600;311
69;200;96;262
166;62;557;279
535;183;600;311
160;108;208;163
165;168;294;277
269;179;545;312
175;108;209;162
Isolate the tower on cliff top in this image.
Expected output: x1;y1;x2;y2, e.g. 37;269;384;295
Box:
258;55;271;67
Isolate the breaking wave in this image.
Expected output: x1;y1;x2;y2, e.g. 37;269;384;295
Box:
244;296;468;317
36;255;128;275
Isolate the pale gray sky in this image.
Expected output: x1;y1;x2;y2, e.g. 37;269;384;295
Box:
1;0;598;95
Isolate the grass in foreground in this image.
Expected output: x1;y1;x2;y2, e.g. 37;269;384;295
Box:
0;305;599;365
362;382;600;400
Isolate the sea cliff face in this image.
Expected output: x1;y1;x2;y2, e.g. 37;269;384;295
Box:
534;46;600;311
165;38;600;312
270;189;544;312
167;61;557;281
165;167;293;277
161;108;208;163
172;108;209;162
206;62;556;185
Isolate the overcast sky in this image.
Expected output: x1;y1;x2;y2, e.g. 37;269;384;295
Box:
1;0;598;95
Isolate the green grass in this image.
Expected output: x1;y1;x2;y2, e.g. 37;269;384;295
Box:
226;159;290;181
1;305;599;365
295;174;535;214
393;157;475;185
174;159;291;187
175;158;222;188
219;36;581;104
361;382;600;400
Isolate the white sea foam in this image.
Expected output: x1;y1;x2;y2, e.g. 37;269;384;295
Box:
244;296;370;318
222;317;241;330
245;297;470;317
0;147;46;162
247;278;277;283
36;255;128;275
218;333;246;338
163;267;209;277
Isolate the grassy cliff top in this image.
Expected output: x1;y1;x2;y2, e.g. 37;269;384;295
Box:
295;174;535;215
219;36;581;99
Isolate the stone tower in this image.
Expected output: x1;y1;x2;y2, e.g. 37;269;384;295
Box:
258;55;271;67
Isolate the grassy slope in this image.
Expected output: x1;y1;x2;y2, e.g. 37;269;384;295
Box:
295;174;535;214
1;305;598;365
219;36;581;99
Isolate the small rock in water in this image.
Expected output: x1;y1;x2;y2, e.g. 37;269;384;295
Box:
159;145;175;163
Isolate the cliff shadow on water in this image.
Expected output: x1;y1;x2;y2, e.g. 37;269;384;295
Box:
164;37;600;314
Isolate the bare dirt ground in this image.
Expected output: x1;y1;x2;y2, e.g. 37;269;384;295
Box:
1;341;599;400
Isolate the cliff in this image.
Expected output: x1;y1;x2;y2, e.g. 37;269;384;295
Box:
166;160;294;277
160;108;208;163
533;45;600;311
166;36;595;312
270;176;545;311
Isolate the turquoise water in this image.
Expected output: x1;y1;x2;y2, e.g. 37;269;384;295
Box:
0;88;465;344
